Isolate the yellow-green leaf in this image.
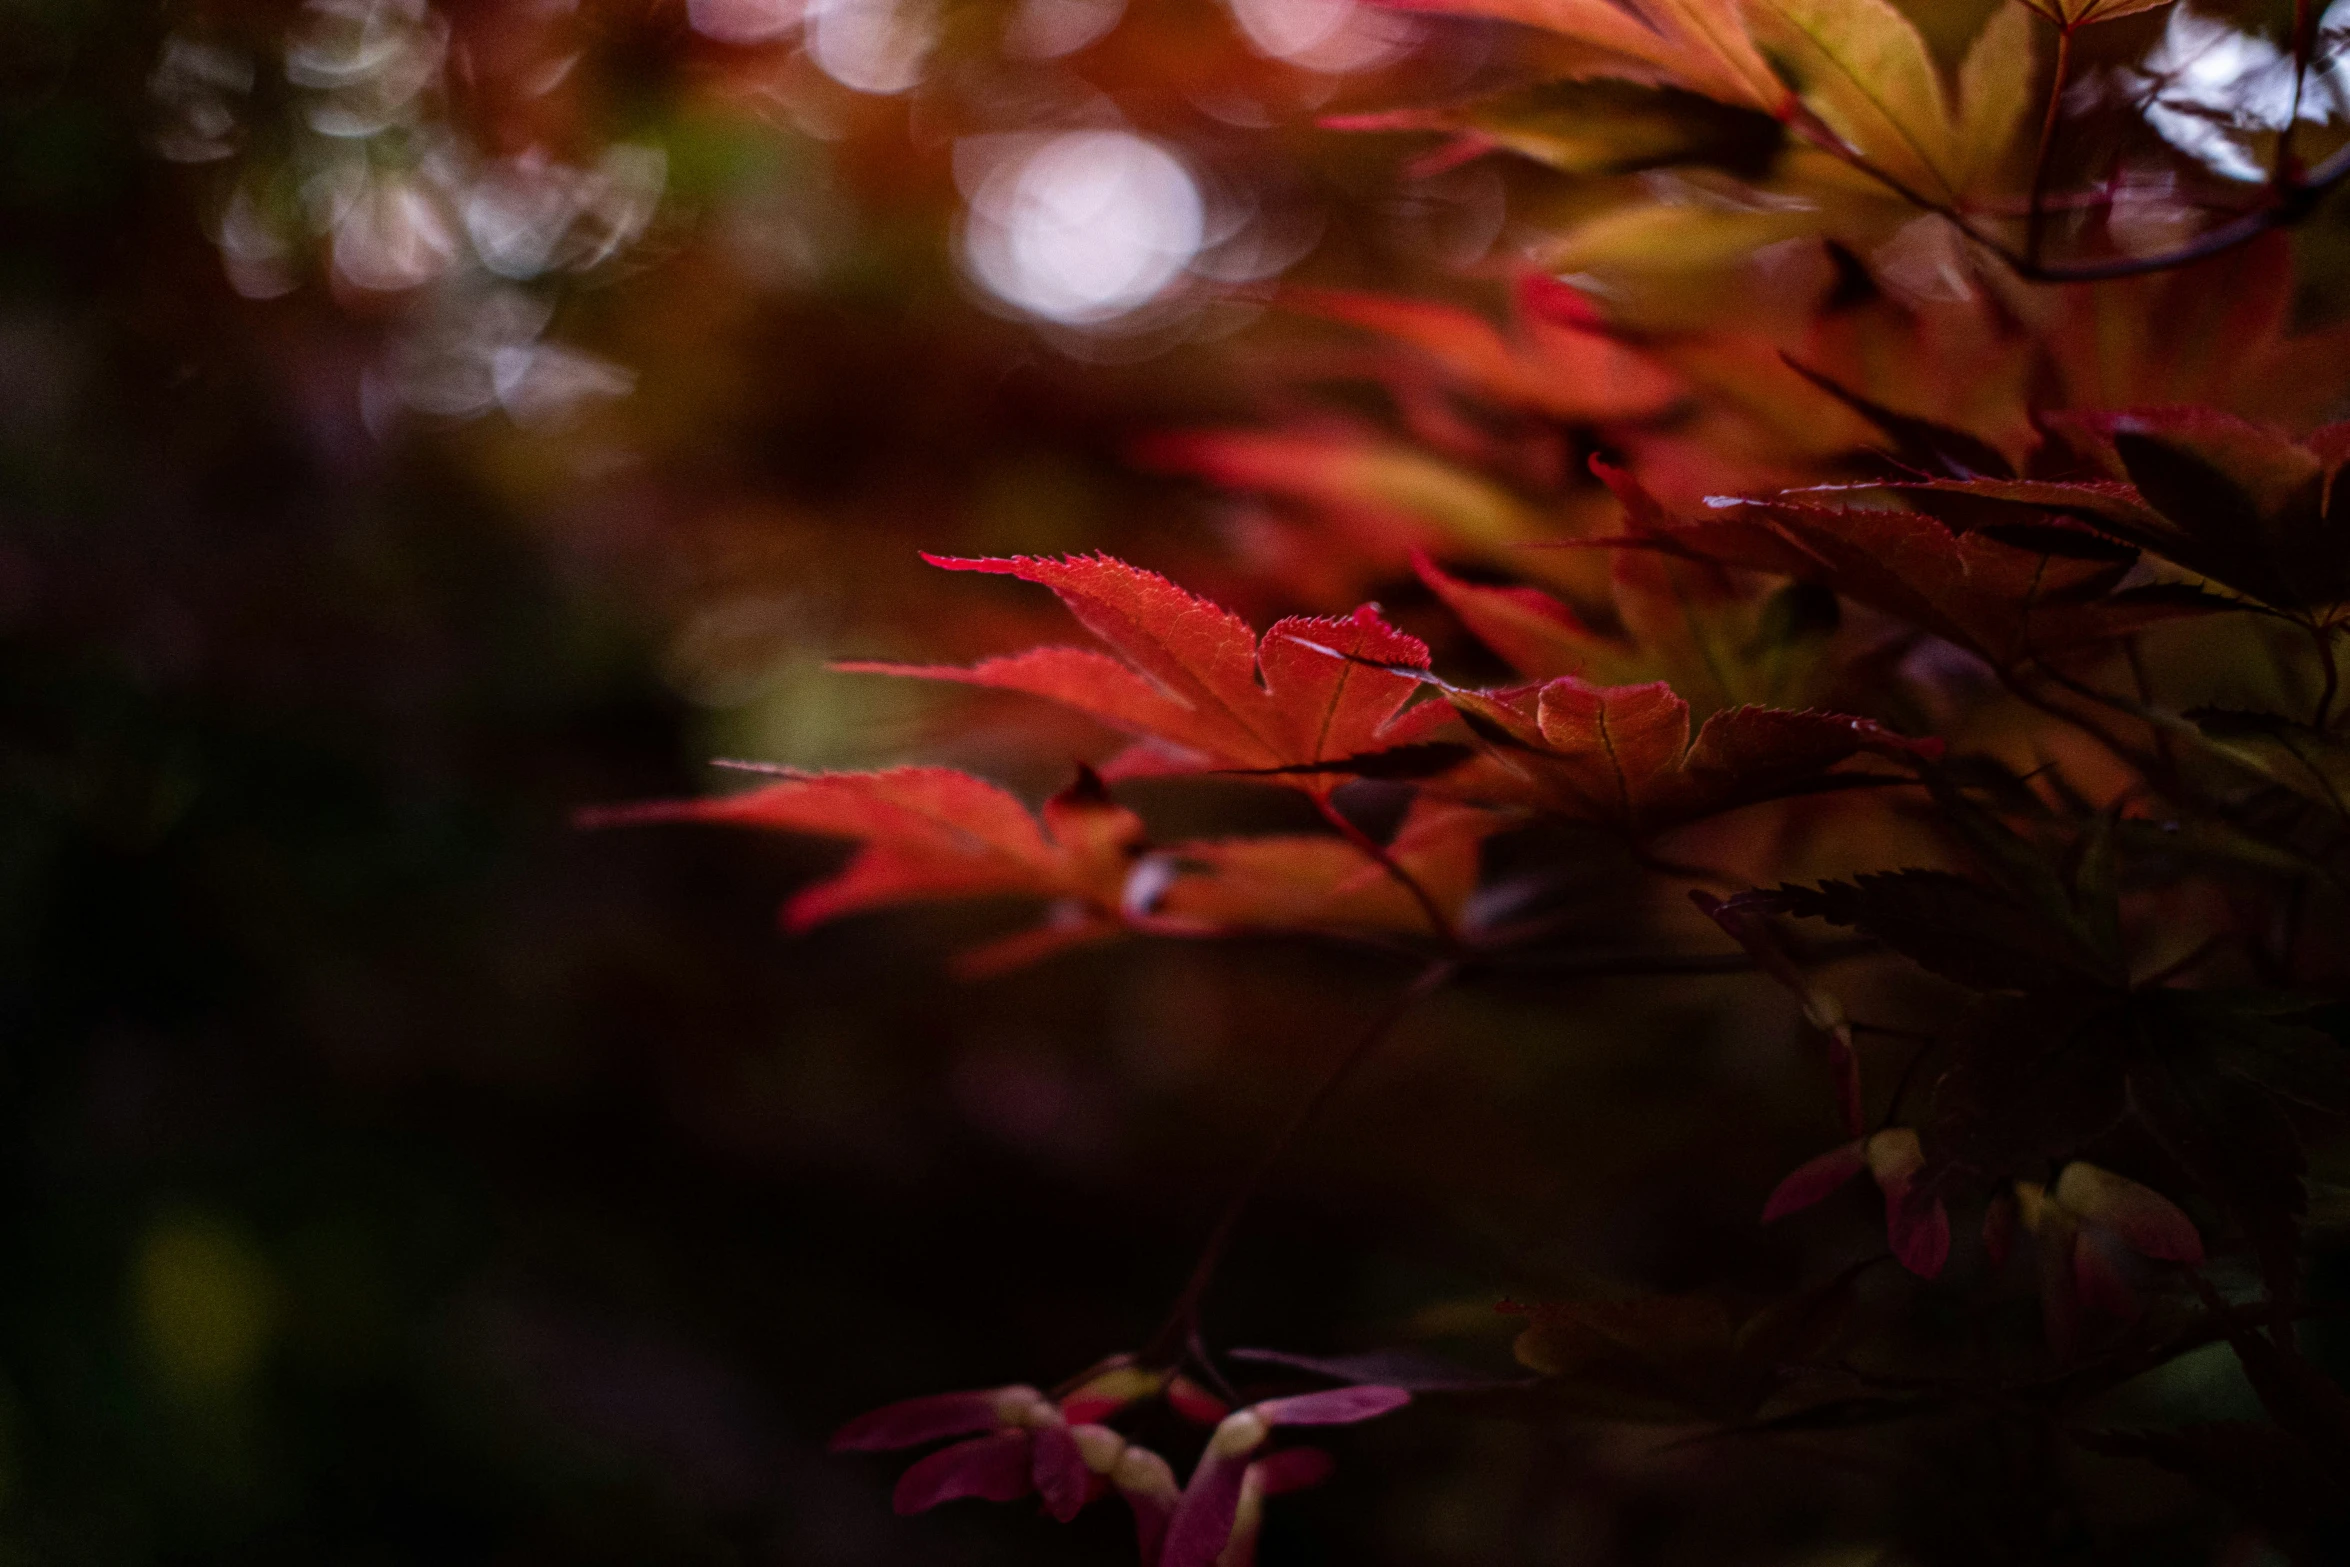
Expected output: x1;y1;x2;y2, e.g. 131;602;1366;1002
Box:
1384;0;1790;113
1957;2;2038;197
1643;0;1793;112
1744;0;1963;205
1534;199;1824;273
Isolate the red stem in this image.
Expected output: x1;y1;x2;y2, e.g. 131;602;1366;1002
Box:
2028;25;2076;268
1312;790;1460;949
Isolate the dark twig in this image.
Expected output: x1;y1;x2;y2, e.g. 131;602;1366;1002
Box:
1311;791;1461;950
1874;1033;1941;1132
1790;106;2350;284
2281;0;2316;184
1140;959;1459;1368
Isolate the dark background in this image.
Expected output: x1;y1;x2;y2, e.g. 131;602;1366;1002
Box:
12;1;2350;1562
0;7;1570;1561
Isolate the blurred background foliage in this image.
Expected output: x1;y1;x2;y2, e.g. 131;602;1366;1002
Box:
0;1;1561;1561
5;0;2350;1560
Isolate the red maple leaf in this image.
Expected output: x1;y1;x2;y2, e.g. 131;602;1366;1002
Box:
1402;673;1938;837
581;765;1494;963
1412;541;1832;719
578;765;1145;970
1884;408;2350;613
1277;281;1684;425
1620;489;2200;668
838;553;1451;791
1151;798;1498;940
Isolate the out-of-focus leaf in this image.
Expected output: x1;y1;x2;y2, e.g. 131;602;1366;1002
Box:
2189;1312;2350;1475
1761;1128;1949;1276
1279;287;1684;422
2041;409;2350;611
1653;494;2207;665
1152;798;1499;939
1533;200;1826;275
1415;552;1604;681
1138;430;1550;555
2039;235;2350;426
1509;1293;1747;1416
1778;356;2017;479
2189;709;2350;818
1956;2;2037;196
1742;0;1963;204
1332;79;1783;179
1373;0;1790;112
2051;1162;2204;1263
1418;543;1830;716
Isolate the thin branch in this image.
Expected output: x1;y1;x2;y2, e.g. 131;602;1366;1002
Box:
1995;664;2167;785
1874;1033;1941;1132
2280;0;2315;184
1310;791;1460;950
2034;660;2312;795
1139;959;1459;1368
1788;104;2350;285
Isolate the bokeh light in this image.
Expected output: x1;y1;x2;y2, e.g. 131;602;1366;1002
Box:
807;0;936;94
1224;0;1413;73
961;130;1206;326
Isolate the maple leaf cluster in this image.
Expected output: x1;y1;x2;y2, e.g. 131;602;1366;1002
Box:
589;547;1936;973
586;5;2350;1559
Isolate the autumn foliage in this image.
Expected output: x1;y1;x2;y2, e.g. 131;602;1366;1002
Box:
591;0;2350;1560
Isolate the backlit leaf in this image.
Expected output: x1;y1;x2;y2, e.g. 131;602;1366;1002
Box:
844;555;1449;792
1152;798;1499;939
1742;0;1962;205
1279;285;1684;423
580;765;1142;936
1956;3;2037;196
1422;677;1937;834
1375;0;1790;112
